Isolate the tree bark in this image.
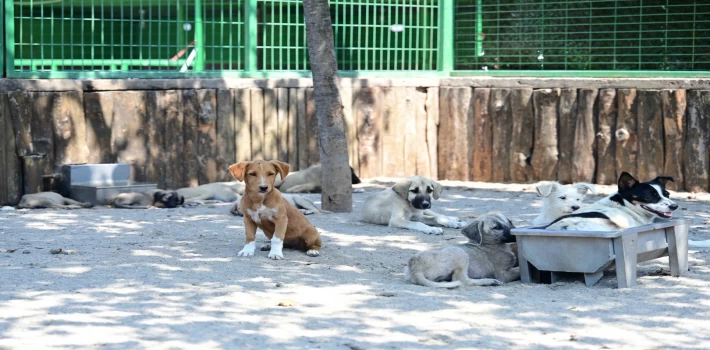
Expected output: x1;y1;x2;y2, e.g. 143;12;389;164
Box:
303;0;352;212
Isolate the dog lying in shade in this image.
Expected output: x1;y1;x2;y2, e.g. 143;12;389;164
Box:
16;192;93;210
112;190;184;209
275;164;362;193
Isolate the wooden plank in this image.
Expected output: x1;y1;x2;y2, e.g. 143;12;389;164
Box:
382;87;406;177
661;89;686;191
354;87;383;178
287;88;299;169
531;88;560;181
163;90;184;189
471;88;492;182
636;90;664;182
83;92;115;164
556;88;578;184
403;87;420;177
51;91;90;166
595;89;617;185
426;87;439;179
438;87;472;180
145;91;165;188
250;88;265;160
571;88;598;183
412;87;430;177
276;88;290;162
615;89;638;180
509;88;535;183
0;93;22;205
234;89;251;163
197;89;218;185
305;88;320;166
182;90;200;187
29;92;56;174
6;91;34;156
216;89;236;182
296;88;309;170
490;88;512;182
263;88;278;161
340;84;358;172
112;91;148;182
684;90;710;192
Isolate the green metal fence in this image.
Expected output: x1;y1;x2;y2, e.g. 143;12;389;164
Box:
2;0;710;78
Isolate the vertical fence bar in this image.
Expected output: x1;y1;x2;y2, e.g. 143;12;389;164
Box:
245;0;257;73
1;0;5;77
194;0;205;71
475;0;483;58
4;0;14;76
438;0;453;74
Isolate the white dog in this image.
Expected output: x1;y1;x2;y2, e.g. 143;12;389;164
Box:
531;182;596;225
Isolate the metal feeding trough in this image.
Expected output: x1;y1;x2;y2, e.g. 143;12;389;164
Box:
512;218;691;288
59;164;157;205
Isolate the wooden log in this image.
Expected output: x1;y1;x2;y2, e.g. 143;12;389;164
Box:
182;90;200;187
52;91;90;166
340;83;358;172
296;88;309;170
595;89;617;185
287;88;299;169
276;88;290;162
305;88;319;166
163;90;184;189
571;88;598;183
490;88;512;182
6;91;33;156
234;89;251;163
557;88;578;184
471;88;492;182
0;93;22;205
438;87;472;181
412;87;430;177
145;91;165;188
509;88;535;183
531;88;560;181
112;91;148;182
250;89;265;160
216;89;236;182
636;90;664;182
383;87;406;177
29;92;56;174
83;92;115;164
684;90;710;192
615;89;638;180
263;88;278;161
197;89;218;185
403;87;419;177
354;87;383;178
426;87;439;179
661;90;686;191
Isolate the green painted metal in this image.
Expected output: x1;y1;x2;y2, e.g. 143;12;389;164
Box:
451;70;710;78
438;0;453;73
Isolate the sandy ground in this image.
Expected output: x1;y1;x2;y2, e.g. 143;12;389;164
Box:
1;179;710;350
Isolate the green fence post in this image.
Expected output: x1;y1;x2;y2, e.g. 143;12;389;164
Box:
244;0;257;73
438;0;454;75
476;0;483;58
1;0;4;77
3;0;13;77
194;0;205;71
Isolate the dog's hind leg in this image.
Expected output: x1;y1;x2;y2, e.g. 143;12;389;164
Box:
421;210;466;229
63;197;93;208
230;202;243;216
301;227;322;257
411;272;462;288
494;267;521;283
283;184;320;193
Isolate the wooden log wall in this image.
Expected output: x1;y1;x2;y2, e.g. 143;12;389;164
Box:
1;85;709;205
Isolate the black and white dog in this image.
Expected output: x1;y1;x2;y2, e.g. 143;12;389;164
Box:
544;172;678;231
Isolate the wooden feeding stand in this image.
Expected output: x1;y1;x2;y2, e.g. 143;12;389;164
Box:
511;218;691;288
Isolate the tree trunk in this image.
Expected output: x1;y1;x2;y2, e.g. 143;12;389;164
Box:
303;0;352;212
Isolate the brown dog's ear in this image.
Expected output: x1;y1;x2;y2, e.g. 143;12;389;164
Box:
270;160;290;180
392;179;412;200
430;180;443;200
617;172;638;191
228;162;250;182
462;221;484;245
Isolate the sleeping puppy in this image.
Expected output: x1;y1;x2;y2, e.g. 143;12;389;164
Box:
545;172;678;231
275;164;362;193
532;182;596;225
404;212;518;288
177;182;244;205
230;193;330;216
112;190;184;209
229;160;323;260
16;192;93;209
360;176;466;234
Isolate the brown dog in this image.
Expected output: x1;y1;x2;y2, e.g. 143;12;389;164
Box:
228;160;322;260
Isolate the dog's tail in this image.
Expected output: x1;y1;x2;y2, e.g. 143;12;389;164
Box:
405;268;463;289
689;239;710;248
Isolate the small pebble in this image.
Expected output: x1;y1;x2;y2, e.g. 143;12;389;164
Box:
22;250;30;254
275;282;284;288
50;248;63;254
278;299;296;307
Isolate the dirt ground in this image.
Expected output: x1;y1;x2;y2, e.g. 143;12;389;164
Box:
1;178;709;350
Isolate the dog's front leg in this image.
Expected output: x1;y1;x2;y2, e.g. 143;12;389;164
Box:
495;267;521;283
268;217;288;260
238;216;258;257
389;217;443;235
421;210;466;229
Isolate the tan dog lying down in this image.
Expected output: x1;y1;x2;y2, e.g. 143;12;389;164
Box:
112;190;184;209
177;182;244;204
230;194;330;216
16;192;93;209
229;160;323;260
275;164;362;193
